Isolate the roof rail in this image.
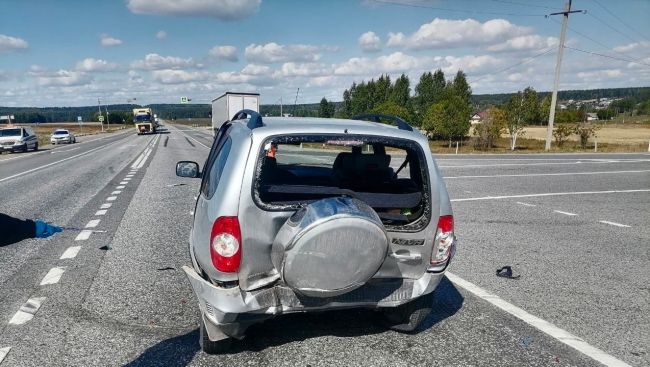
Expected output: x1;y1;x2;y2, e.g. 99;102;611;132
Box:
352;113;414;132
232;109;263;129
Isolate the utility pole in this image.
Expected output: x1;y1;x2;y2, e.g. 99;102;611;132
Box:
104;104;110;131
280;96;283;117
98;98;104;132
293;88;300;117
545;0;584;151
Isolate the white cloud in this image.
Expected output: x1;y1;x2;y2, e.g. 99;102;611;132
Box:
487;35;558;52
358;31;381;52
208;45;238;61
131;53;198;70
156;30;167;39
387;18;531;50
32;69;92;87
245;42;336;63
440;54;504;74
241;64;271;75
281;62;331;77
613;41;650;53
0;34;28;53
75;58;118;72
126;0;260;20
577;69;624;79
151;69;205;84
100;34;123;47
334;52;422;76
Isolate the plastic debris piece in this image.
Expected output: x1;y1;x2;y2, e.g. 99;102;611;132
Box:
496;266;520;279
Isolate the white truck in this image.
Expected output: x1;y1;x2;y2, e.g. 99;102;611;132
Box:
211;92;259;132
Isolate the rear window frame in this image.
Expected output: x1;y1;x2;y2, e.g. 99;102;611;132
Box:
251;133;432;232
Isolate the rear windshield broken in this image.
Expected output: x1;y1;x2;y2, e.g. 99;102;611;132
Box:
253;134;430;229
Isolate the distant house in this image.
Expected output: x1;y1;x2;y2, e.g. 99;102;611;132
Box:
586;113;598;121
470;111;488;125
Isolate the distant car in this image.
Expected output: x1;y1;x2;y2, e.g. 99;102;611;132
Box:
0;127;38;153
50;129;76;144
176;111;457;353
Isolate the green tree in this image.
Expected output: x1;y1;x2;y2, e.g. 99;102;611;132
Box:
539;95;551;125
370;101;413;122
553;124;574;147
375;74;392;105
506;91;526;150
341;89;352;118
390;73;411;107
451;70;472;104
414;69;446;124
575;123;600;149
422;93;471;140
319;97;335;118
522;87;540;125
473;107;506;149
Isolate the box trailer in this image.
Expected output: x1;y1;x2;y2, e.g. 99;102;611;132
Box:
211;92;260;131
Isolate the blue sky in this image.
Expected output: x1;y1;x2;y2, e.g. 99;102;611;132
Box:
1;0;649;107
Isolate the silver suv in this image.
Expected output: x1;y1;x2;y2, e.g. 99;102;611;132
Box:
176;111;457;353
0;126;38;153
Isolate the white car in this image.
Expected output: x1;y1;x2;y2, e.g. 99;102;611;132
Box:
50;129;76;144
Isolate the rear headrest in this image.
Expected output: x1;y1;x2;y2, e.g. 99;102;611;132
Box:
354;154;391;171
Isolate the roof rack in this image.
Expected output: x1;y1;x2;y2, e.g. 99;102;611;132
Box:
232;109;263;129
352;113;414;132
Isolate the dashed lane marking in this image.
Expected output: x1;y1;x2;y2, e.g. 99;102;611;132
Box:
445;272;632;367
95;209;107;216
119;181;128;185
0;347;10;365
554;210;578;216
116;185;125;189
124;178;131;181
451;189;650;202
599;220;631;228
100;203;112;209
106;196;117;201
40;267;66;285
60;246;81;259
8;297;46;325
516;202;537;207
85;219;100;228
111;190;122;195
75;230;92;241
439;159;650;169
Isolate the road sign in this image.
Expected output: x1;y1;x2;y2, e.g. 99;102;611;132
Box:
77;116;82;122
180;96;189;104
98;116;105;122
10;115;14;119
0;115;8;120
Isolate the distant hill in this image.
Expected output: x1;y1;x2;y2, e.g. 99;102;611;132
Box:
2;86;647;123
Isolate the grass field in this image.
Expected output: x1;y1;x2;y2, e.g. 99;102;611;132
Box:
523;124;650;144
169;118;211;127
14;123;127;147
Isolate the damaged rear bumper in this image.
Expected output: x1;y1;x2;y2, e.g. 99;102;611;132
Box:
182;264;446;340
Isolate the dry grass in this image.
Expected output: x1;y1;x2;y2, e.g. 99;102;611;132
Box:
523;124;650;144
171;118;211;127
14;123;126;147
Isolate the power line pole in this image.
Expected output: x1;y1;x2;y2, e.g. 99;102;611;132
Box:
545;0;584;151
98;98;104;133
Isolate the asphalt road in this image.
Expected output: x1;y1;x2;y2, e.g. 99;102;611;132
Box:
0;122;647;366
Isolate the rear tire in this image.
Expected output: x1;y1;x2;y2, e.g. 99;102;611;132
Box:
33;142;38;151
380;292;433;332
199;315;232;354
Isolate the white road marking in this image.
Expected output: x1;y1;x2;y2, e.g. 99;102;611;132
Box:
60;246;81;259
451;189;650;202
111;190;121;195
126;174;134;177
445;272;632;367
0;141;123;183
599;220;631;228
106;196;117;201
554;210;578;216
85;219;100;228
95;209;107;216
444;169;650;179
75;230;92;241
516;202;536;207
440;159;650;169
116;185;125;189
8;297;46;325
189;211;194;215
124;178;131;181
119;181;128;185
100;203;112;209
0;347;10;365
40;267;66;285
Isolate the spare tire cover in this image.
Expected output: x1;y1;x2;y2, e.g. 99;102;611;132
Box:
272;197;388;298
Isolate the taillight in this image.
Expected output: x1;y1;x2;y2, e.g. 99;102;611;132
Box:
210;216;242;272
431;215;455;266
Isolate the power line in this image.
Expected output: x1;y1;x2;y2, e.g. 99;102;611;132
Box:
564;45;650;67
592;0;649;42
471;47;556;84
487;0;559;10
586;12;637;44
369;0;546;17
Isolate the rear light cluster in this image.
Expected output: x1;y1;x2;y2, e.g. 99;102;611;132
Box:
430;215;455;266
210;216;242;272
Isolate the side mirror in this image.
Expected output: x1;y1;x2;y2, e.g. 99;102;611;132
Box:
176;161;200;178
